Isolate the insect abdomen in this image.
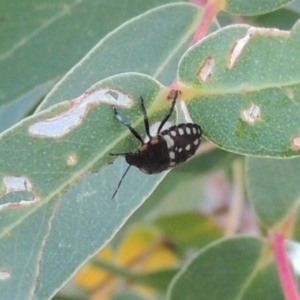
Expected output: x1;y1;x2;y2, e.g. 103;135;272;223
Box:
160;123;202;167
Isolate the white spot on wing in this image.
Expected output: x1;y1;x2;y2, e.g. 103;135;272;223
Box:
185;144;191;151
163;135;175;148
178;128;184;135
29;89;132;138
169;152;175;159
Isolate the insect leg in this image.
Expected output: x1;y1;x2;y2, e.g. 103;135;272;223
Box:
113;107;144;144
157;90;178;134
140;97;151;139
111;164;131;200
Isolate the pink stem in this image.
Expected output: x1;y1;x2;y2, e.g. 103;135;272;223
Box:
271;232;300;300
170;1;220;90
191;1;219;45
190;0;208;5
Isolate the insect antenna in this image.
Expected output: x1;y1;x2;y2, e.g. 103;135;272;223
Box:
157;90;178;134
111;164;131;200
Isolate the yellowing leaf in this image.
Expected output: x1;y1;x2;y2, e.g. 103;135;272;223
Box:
118;226;160;266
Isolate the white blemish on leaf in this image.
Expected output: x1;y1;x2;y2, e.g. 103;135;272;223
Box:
0;270;10;281
229;27;256;68
242;104;261;123
198;56;215;81
292;135;300;149
286;89;294;100
29;89;132;138
67;153;78;166
0;176;39;211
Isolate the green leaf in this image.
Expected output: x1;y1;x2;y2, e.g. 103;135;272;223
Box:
0;3;205;298
246;156;300;228
53;295;83;300
0;4;206;299
154;212;223;250
113;149;238;247
241;263;284;300
0;73;166;299
112;292;148;300
38;2;204;110
94;258;178;292
250;7;300;30
288;0;300;10
0;0;181;131
225;0;292;16
167;237;282;300
178;22;300;157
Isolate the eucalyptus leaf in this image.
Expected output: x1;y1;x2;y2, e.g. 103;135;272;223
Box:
178;22;300;157
0;0;183;131
0;72;176;299
167;237;282;300
0;3;206;298
246;156;300;228
225;0;292;16
38;3;204;110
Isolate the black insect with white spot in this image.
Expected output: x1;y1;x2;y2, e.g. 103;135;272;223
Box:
110;91;202;199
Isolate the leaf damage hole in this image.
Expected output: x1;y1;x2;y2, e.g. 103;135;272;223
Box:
28;89;132;138
0;176;39;211
0;270;10;281
292;135;300;150
197;56;215;82
229;27;255;68
241;104;261;123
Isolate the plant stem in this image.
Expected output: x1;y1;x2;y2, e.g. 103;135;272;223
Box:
191;0;225;45
271;232;300;300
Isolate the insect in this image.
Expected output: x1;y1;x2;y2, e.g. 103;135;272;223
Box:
110;91;202;199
